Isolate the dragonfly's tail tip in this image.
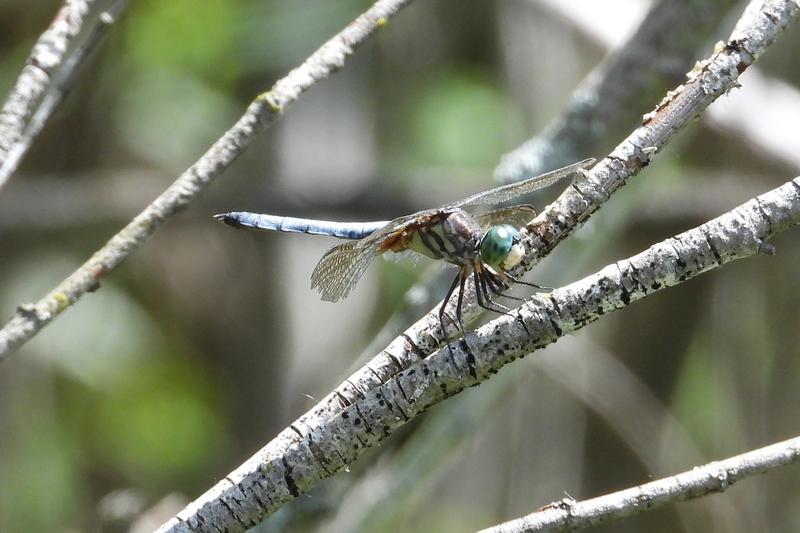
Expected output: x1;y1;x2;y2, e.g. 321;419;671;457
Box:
213;212;240;227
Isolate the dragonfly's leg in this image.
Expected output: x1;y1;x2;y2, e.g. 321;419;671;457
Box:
504;271;552;291
480;275;514;314
455;272;467;329
485;271;525;302
438;273;463;344
473;270;513;316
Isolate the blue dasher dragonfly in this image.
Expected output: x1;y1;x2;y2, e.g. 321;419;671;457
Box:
215;158;595;341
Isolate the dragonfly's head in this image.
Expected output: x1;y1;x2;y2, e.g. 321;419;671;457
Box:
480;224;525;271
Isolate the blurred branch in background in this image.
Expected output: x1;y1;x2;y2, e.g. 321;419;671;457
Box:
159;170;800;531
494;0;740;183
481;435;800;533
0;0;97;190
0;0;416;361
0;0;130;189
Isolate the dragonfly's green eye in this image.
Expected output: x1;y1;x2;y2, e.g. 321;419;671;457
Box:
481;225;521;268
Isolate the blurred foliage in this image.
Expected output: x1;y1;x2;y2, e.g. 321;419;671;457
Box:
124;0;242;84
404;70;520;169
0;0;799;532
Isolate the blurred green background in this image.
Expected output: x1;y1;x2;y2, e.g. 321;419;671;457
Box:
0;0;799;532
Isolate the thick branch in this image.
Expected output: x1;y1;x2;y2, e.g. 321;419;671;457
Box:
158;175;800;530
0;0;415;361
481;435;800;532
0;0;96;181
0;0;130;189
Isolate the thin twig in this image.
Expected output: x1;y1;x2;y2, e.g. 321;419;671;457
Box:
228;2;799;507
0;0;97;186
480;435;800;532
0;0;415;361
0;0;130;189
158;173;800;531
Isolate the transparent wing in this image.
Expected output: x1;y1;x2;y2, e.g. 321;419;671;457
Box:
310;212;427;301
311;240;380;302
472;205;537;230
454;158;595;207
383;248;421;264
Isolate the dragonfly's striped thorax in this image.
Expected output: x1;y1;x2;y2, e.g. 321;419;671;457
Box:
379;208;483;267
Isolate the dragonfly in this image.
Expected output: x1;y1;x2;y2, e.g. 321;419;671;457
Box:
215;158;595;345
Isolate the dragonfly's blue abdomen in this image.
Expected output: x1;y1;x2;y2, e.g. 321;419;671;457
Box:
214;212;391;240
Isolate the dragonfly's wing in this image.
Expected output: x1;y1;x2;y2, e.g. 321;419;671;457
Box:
473;205;537;230
455;158;595;207
383;248;422;265
311;240;381;302
310;212;426;301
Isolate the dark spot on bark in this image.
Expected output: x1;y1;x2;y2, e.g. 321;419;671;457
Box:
354;418;361;425
281;457;300;497
342;412;349;419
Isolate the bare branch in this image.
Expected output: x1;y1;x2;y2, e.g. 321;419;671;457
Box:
158;173;800;532
0;0;130;189
0;0;97;185
0;0;416;361
480;435;800;533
